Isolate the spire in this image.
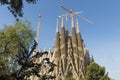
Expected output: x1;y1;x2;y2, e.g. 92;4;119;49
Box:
71;16;77;48
54;18;60;50
66;15;68;30
56;19;59;33
36;15;41;43
61;17;66;56
76;19;85;74
71;14;78;72
36;15;41;50
60;14;66;53
37;14;40;32
71;15;74;28
54;18;60;60
60;14;67;72
76;19;83;50
76;19;80;33
54;18;61;77
61;14;64;28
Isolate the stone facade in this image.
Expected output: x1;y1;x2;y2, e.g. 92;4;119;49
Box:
30;15;91;80
53;17;90;80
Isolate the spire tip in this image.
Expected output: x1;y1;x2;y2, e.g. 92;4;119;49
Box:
76;19;80;33
56;18;59;33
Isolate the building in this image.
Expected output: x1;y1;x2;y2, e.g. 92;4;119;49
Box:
53;15;91;80
30;13;92;80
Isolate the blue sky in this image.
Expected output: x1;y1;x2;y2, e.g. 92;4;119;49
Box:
0;0;120;79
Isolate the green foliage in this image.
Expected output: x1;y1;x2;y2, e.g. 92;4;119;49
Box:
100;73;111;80
0;20;56;80
83;62;111;80
0;0;38;19
0;20;34;56
0;20;35;79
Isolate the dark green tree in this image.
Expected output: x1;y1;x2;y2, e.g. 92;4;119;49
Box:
0;0;38;20
82;62;111;80
14;40;56;80
100;72;111;80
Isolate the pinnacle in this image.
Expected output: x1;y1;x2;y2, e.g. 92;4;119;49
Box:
76;19;80;33
56;19;59;33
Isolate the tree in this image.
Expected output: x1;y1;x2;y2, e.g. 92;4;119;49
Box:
0;20;56;80
0;0;38;20
82;62;111;80
14;40;56;80
0;20;34;79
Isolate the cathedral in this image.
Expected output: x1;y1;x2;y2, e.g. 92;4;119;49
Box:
30;12;92;80
53;15;91;80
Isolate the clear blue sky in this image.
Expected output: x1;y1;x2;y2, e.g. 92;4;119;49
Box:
0;0;120;79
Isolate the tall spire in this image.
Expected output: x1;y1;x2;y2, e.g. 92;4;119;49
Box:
36;15;41;50
54;18;60;53
54;19;60;75
71;15;74;28
71;16;77;48
60;14;67;72
71;14;79;74
61;14;64;28
76;19;86;77
76;19;82;49
36;15;40;43
66;15;68;30
76;19;80;33
76;21;84;57
56;19;59;33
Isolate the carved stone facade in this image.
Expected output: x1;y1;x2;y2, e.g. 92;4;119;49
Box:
30;15;91;80
53;17;91;80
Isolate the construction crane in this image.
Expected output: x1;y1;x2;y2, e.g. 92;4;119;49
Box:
60;5;94;24
58;11;82;29
60;6;82;18
61;6;73;14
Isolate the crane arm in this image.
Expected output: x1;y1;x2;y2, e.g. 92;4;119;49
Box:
60;5;73;13
60;5;94;24
78;15;94;24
